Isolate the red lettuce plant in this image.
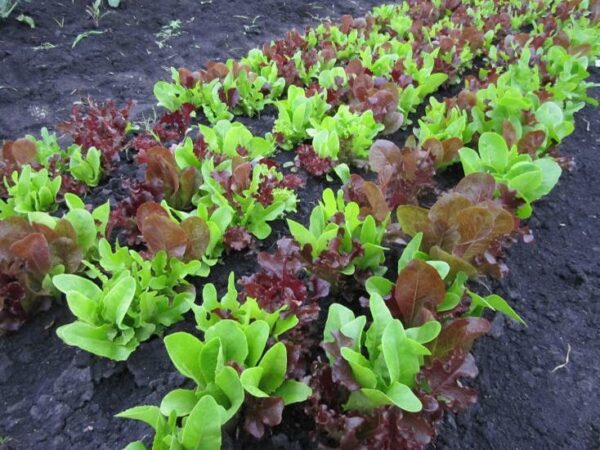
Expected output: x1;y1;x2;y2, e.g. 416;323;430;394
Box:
296;144;335;176
396;174;517;278
344;138;436;212
143;146;201;210
346;60;403;134
0;217;83;333
59;98;132;172
239;237;329;323
135;201;210;262
107;179;163;245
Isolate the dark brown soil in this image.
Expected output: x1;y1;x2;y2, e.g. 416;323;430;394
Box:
1;1;599;450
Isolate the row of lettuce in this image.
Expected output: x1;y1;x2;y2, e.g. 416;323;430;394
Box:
0;0;599;449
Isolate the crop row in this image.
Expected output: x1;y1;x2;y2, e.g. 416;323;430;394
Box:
1;1;599;449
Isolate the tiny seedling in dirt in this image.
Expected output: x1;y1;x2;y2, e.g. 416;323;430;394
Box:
72;30;106;48
0;0;20;19
155;20;182;49
85;0;107;27
33;42;56;51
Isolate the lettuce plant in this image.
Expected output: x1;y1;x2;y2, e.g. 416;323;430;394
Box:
346;66;403;135
0;215;83;333
196;158;299;246
417;97;473;150
322;295;439;412
117;273;311;447
198;120;275;159
0;193;106;333
397;50;448;120
58;98;132;172
287;188;387;280
68;146;102;187
366;232;524;324
154;68;206;112
54;237;203;360
273;85;330;149
29;193;109;260
343;138;435;210
544;45;598;106
307;105;383;161
0;165;61;219
396;173;516;278
221;59;286;116
25;127;69;168
144;146;201;210
136;201;218;272
459;132;562;218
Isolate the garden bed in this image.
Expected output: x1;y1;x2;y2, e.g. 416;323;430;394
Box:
1;1;599;450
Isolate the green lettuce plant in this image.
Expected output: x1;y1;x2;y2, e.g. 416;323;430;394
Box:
459;132;561;218
28;193;109;260
273;85;331;149
322;294;440;412
287;188;387;277
221;59;286;116
198;120;275;158
397;50;448;120
0;165;61;218
25;127;69;168
196;158;297;241
417;97;473;145
68;146;102;187
54;238;204;360
117;273;311;449
307;106;383;161
153;68;203;112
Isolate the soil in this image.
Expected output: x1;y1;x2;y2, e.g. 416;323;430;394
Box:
1;1;599;450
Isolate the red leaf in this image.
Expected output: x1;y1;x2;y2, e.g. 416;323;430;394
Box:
429;317;491;358
421;351;480;412
394;260;445;326
10;233;51;277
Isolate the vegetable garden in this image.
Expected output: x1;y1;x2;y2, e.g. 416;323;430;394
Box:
1;0;599;449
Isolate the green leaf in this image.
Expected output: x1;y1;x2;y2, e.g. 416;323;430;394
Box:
340;347;377;388
381;320;405;383
244;320;269;367
101;274;136;328
200;338;223;383
240;367;268;397
164;332;204;384
65;209;97;252
286;219;313;248
258;342;287;394
160;389;198;417
205;320;248;364
323;303;355;344
214;366;244;421
405;320;441;344
116;405;164;430
53;274;102;301
533;157;561;197
56;322;136;361
468;291;526;324
385;382;422;412
478;132;509;172
122;442;146;450
64;291;99;324
273;380;312;405
398;232;423;272
365;276;394;298
182;395;223;450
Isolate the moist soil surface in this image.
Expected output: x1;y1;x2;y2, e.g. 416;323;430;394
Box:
1;1;599;449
